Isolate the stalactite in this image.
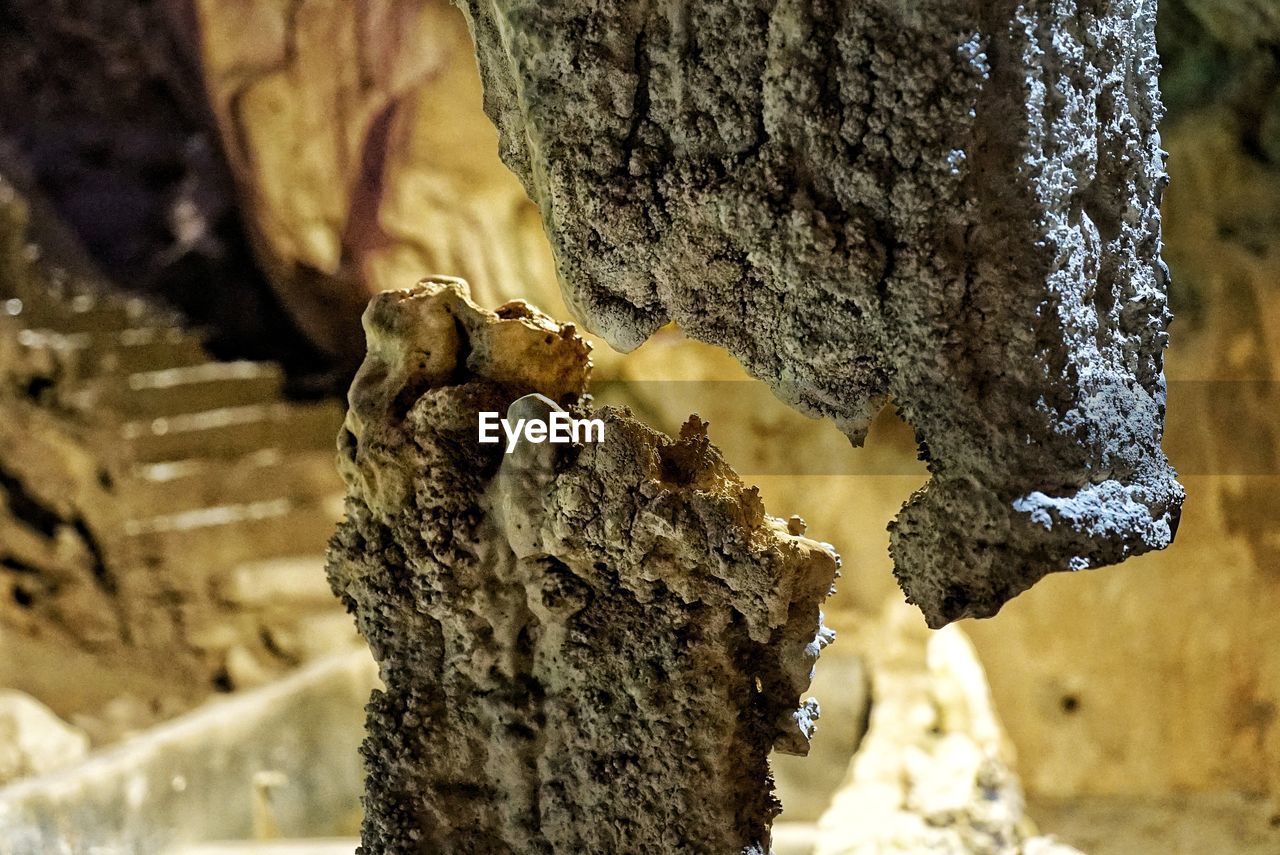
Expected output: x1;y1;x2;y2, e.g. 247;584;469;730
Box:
454;0;1184;626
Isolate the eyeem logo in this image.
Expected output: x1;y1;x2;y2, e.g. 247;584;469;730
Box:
479;409;605;454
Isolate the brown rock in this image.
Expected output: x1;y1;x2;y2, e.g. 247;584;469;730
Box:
328;278;840;852
194;0;565;367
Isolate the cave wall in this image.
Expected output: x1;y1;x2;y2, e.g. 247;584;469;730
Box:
0;0;565;391
0;0;335;389
190;0;566;363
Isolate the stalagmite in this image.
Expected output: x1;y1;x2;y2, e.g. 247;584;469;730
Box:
814;602;1079;855
327;278;841;853
455;0;1184;626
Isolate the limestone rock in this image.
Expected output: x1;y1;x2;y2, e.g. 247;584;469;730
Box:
954;22;1280;811
815;602;1078;855
1179;0;1280;49
0;691;89;785
327;278;840;853
456;0;1184;626
193;0;566;368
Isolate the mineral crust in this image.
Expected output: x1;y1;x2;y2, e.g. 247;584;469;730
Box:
327;278;840;853
455;0;1184;625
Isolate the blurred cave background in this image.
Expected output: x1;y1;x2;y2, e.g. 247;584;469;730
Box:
0;1;1279;852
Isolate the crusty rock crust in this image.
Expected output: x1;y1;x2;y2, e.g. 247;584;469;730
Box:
328;278;839;853
456;0;1184;625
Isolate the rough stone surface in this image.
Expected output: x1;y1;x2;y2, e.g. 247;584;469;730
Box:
327;278;840;853
815;601;1079;854
954;5;1280;817
456;0;1184;626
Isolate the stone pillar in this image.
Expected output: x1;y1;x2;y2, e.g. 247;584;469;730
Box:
327;279;840;852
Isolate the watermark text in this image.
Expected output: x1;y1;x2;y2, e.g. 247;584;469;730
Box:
479;410;605;453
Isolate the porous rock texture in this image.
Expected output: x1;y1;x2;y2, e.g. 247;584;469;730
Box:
456;0;1184;626
327;278;840;853
953;3;1280;817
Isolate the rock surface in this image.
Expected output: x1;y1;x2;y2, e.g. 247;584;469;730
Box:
950;3;1280;820
0;5;332;388
456;0;1184;626
327;278;840;853
193;0;567;370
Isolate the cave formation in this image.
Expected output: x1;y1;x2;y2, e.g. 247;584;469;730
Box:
320;2;1187;850
11;0;1273;851
328;279;840;852
453;0;1184;628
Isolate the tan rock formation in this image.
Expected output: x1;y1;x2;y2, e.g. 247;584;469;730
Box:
193;0;564;367
327;278;840;852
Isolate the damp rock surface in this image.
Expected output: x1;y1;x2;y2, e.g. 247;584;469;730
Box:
327;278;840;853
456;0;1184;626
